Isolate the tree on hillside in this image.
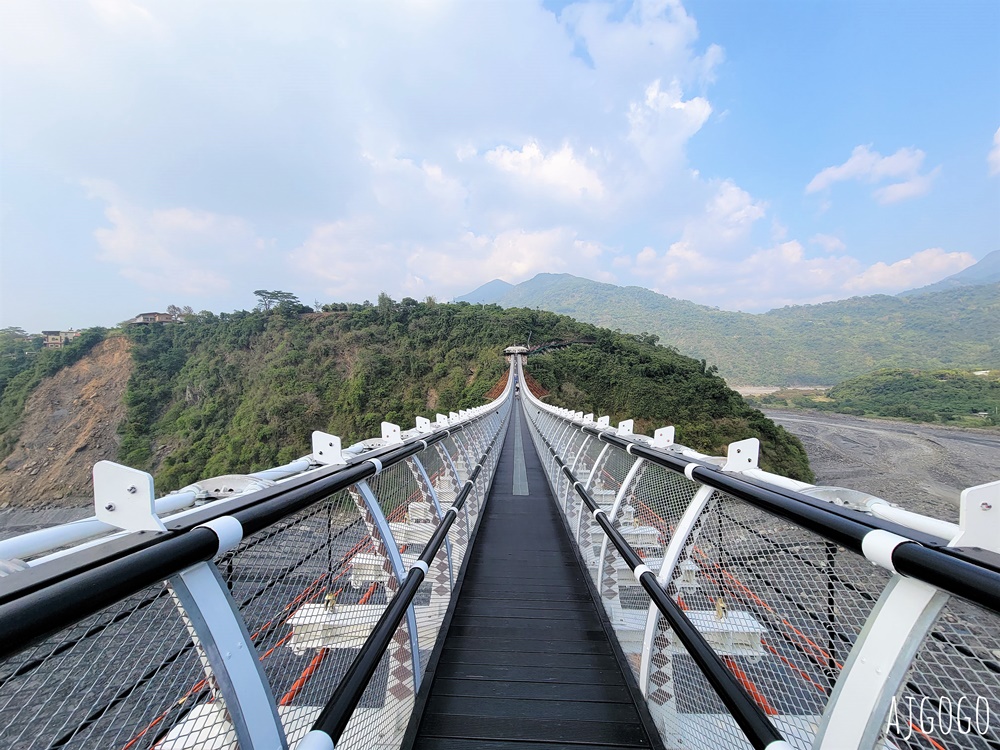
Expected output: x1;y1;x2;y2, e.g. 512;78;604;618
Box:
254;290;301;312
166;304;195;321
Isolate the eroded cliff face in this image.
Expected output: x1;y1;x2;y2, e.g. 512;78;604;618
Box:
0;337;132;508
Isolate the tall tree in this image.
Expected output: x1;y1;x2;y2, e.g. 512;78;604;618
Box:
254;290;300;312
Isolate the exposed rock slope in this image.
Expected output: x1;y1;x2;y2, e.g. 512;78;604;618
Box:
0;337;132;508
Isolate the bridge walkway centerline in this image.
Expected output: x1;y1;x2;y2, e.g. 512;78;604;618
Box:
409;397;662;750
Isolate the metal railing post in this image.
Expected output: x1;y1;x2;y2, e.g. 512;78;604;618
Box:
409;456;454;586
596;458;646;603
353;480;423;688
168;557;287;750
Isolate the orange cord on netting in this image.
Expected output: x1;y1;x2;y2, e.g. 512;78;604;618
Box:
635;499;951;750
119;527;387;749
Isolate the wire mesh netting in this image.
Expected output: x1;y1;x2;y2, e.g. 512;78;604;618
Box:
218;486;392;747
653;491;890;749
565;436;603;543
0;583;212;750
335;617;416;750
558;429;591;509
883;598;1000;750
521;401;1000;750
0;402;509;750
597;463;699;676
578;445;639;587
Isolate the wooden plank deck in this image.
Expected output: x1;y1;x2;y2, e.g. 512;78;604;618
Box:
410;401;661;750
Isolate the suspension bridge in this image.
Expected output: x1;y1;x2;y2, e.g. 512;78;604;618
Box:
0;354;997;750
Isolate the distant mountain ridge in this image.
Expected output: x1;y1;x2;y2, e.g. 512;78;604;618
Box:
458;273;1000;386
898;250;1000;296
456;278;513;304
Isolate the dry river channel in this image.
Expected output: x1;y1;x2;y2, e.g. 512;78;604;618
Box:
763;408;1000;523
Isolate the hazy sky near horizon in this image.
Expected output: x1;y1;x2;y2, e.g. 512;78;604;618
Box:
2;0;998;332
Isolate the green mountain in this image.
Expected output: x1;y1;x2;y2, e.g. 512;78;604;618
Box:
0;300;813;495
457;278;514;304
459;273;1000;386
899;250;1000;297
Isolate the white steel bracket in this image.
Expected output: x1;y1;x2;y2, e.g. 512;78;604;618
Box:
722;438;759;472
415;416;433;433
653;426;675;449
952;479;1000;551
381;421;402;445
597;416;610;428
617;419;634;436
93;461;166;533
311;431;346;466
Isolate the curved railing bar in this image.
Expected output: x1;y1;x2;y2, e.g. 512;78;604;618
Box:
518;365;788;750
298;401;512;750
516;359;1000;617
0;362;516;662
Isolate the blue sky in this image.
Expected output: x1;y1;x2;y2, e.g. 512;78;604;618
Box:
1;0;997;332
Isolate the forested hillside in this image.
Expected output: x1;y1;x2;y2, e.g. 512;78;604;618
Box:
751;369;1000;426
0;299;813;501
460;274;1000;385
825;369;1000;424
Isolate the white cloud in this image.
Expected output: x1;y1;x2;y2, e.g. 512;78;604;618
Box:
872;167;940;204
706;180;766;239
806;145;939;204
5;0;990;331
291;221;611;302
633;243;978;311
627;79;712;171
485;141;605;200
989;127;1000;176
88;0;157;31
810;233;846;253
84;180;265;295
844;248;976;293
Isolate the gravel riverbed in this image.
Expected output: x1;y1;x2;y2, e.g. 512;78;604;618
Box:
763;408;1000;523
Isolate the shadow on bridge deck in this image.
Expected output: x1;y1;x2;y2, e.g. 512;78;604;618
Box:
409;400;662;750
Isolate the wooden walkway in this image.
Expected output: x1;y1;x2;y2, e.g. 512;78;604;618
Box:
410;400;661;750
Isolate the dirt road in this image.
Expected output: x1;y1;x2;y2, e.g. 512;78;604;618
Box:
763;408;1000;523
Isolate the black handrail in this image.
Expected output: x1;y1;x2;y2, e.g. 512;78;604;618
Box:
521;377;1000;618
303;410;508;746
533;420;787;750
0;396;510;661
569;424;1000;616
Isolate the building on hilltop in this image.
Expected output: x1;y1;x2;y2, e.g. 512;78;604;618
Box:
41;330;82;349
129;312;175;325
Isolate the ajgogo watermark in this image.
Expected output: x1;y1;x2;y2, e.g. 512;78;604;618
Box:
887;695;992;740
